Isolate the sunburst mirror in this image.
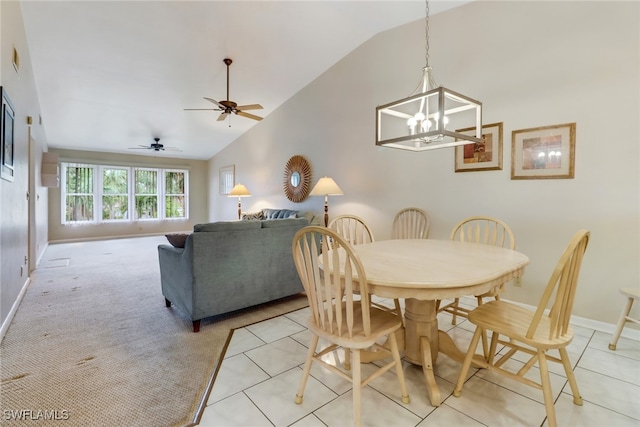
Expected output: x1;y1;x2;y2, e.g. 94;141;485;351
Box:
283;155;312;203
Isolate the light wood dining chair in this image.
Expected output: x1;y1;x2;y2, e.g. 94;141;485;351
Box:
609;287;640;350
330;215;403;321
292;226;410;426
328;214;375;245
453;229;590;427
391;207;430;239
439;216;516;325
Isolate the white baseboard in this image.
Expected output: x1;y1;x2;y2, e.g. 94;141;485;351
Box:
0;277;31;343
503;298;640;342
48;231;188;245
36;241;49;267
570;313;640;341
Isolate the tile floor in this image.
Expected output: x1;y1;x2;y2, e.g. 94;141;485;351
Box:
199;296;640;427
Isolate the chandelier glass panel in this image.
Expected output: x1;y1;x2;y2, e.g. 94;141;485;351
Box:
376;1;482;151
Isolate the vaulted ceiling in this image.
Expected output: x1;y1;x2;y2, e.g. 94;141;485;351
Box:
20;1;471;160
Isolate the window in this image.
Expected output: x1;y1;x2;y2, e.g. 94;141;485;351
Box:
165;170;187;219
135;169;158;220
102;167;129;221
64;164;95;222
61;162;188;224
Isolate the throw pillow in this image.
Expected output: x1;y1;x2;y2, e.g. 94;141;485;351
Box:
165;233;189;248
262;208;299;219
241;211;264;221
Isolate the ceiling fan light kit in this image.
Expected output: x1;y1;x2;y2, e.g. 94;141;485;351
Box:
185;58;264;124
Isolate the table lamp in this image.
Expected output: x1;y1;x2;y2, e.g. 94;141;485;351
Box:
310;176;343;226
228;183;251;220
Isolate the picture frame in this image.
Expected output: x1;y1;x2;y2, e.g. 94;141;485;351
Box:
511;123;576;180
219;164;235;195
1;87;16;182
455;122;503;172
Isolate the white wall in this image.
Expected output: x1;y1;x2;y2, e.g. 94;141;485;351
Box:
1;1;50;328
208;1;639;325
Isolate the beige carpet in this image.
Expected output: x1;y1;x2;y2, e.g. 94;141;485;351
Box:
0;236;308;426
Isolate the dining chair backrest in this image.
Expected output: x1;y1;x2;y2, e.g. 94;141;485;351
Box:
450;216;516;250
528;229;589;340
292;226;372;338
328;215;375;246
392;207;430;239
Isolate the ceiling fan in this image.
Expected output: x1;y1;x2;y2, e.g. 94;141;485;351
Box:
185;58;263;122
128;138;181;152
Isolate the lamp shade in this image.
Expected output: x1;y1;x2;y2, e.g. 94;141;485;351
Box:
310;177;343;196
228;183;251;197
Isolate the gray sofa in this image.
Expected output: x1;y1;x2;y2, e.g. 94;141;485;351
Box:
158;217;309;332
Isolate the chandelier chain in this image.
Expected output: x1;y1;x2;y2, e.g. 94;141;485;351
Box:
424;0;438;89
424;0;430;68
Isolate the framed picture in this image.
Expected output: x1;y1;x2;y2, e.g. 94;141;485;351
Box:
1;87;16;182
511;123;576;180
219;164;235;195
455;122;503;172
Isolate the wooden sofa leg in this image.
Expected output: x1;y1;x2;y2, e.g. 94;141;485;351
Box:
165;298;172;307
192;320;201;333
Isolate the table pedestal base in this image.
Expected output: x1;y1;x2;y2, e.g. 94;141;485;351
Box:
404;299;438;364
405;298;474;407
359;298;479;407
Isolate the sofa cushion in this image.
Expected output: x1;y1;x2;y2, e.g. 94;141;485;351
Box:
261;217;308;229
165;233;189;248
241;211;264;221
194;221;261;232
262;208;299;220
297;210;320;225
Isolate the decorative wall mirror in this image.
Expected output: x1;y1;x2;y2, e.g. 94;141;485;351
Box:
283;155;311;203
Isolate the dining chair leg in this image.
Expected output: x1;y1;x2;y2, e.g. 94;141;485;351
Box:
453;327;483;397
389;332;410;404
295;335;319;404
475;296;491;360
480;330;489;360
352;348;362;427
558;347;583;405
451;298;460;325
344;347;352;370
394;298;404;327
537;349;557;427
609;295;635;350
487;331;499;364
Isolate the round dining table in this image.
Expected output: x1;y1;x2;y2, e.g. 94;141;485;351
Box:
347;239;530;406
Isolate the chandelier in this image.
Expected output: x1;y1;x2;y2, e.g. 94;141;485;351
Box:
376;0;482;151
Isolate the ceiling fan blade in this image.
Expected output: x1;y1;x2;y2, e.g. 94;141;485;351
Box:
164;147;183;152
217;112;230;121
128;147;149;150
184;108;219;111
236;104;263;111
236;111;263;121
204;97;226;109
